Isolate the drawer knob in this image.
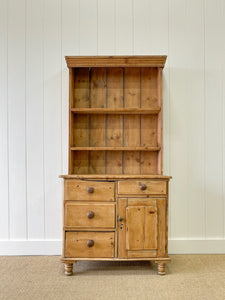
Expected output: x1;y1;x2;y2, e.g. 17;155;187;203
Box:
87;239;94;247
87;211;95;219
140;184;147;191
87;187;94;193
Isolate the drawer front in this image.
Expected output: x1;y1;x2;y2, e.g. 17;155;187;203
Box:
64;180;115;201
118;180;167;195
65;231;115;258
65;202;115;228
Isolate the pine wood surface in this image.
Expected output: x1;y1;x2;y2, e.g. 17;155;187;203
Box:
117;180;167;195
65;231;115;258
64;202;116;228
62;55;171;275
65;55;167;68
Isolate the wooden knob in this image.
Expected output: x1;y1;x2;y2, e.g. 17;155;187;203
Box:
118;216;123;222
87;187;94;193
87;211;95;219
87;239;94;247
140;184;147;191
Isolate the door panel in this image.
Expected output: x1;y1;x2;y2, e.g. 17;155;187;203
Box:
118;198;165;258
126;206;145;250
126;206;157;251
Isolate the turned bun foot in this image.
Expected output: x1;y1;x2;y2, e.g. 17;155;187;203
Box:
156;262;166;275
64;263;73;276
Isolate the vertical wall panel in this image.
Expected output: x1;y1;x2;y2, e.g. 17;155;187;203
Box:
169;0;189;239
0;0;9;239
8;0;27;239
134;0;168;55
98;0;115;54
185;0;205;238
205;0;224;238
26;0;45;239
115;0;133;54
80;0;98;54
43;0;62;239
62;0;79;174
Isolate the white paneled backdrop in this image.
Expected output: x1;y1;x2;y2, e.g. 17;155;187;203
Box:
0;0;225;255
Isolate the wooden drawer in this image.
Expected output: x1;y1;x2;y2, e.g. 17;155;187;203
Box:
64;180;115;201
117;180;167;195
65;202;115;228
65;231;115;258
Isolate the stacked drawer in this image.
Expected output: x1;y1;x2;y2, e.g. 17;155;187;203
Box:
63;180;115;258
117;180;167;195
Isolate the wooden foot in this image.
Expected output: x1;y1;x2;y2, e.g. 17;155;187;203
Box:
156;262;166;275
64;263;73;276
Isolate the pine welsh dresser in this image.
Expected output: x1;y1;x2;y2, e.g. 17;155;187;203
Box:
60;56;172;276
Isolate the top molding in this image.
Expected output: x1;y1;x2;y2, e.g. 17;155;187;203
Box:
65;55;167;68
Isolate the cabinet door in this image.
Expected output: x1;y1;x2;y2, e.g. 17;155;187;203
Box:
118;198;166;258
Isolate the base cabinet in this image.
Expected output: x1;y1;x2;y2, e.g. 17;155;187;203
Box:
61;178;170;275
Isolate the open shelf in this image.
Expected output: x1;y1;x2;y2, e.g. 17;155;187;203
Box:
71;108;161;114
68;66;163;175
70;146;161;151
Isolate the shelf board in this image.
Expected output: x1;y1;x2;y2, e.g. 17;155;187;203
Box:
70;146;160;151
71;108;161;114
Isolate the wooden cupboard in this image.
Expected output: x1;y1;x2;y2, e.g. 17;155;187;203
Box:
60;56;171;276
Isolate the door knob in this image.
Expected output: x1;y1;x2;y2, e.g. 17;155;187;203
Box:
118;216;123;222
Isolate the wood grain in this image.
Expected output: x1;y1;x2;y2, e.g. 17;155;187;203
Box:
118;180;167;195
64;179;115;201
65;231;115;258
106;68;123;174
65;202;115;228
65;56;167;67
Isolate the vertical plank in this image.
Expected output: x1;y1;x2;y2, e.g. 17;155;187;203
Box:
118;198;127;258
182;0;205;239
98;0;115;54
126;206;145;250
107;68;123;174
8;0;27;239
73;151;88;174
89;68;106;173
74;68;89;108
124;68;140;174
141;152;158;175
141;68;158;107
134;0;169;54
79;0;98;55
0;0;9;239
73;115;89;147
169;0;189;239
43;0;62;239
205;0;223;238
157;198;166;257
26;0;44;239
115;0;133;54
144;206;157;249
62;0;79;174
141;115;158;147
